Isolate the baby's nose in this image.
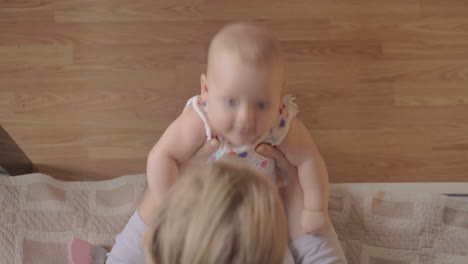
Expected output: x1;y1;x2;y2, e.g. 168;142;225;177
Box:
238;108;255;130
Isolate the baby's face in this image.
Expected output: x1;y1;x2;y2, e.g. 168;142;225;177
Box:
202;54;284;146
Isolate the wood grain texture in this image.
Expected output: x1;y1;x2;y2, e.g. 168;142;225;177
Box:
1;0;467;182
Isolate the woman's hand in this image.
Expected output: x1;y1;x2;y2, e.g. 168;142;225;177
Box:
255;144;297;193
256;143;305;240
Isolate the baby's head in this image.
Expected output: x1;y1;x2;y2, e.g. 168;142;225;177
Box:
201;22;285;146
145;161;288;264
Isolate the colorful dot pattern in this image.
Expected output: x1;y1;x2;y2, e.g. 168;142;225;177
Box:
238;152;248;158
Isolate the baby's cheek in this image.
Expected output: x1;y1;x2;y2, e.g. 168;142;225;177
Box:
257;119;273;135
211;114;231;133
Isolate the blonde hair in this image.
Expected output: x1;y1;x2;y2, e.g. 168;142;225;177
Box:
145;161;288;264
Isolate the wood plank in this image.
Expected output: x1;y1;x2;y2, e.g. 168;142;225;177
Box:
311;128;432;154
360;61;468;83
431;127;468;151
0;11;54;22
0;92;14;117
421;0;468;17
50;0;202;23
4;88;179;131
73;44;207;69
382;40;468;60
282;40;382;62
394;81;468;106
0;0;53;22
0;21;218;45
329;17;468;42
46;0;420;23
0;0;42;9
199;0;420;20
325;151;468;183
1;1;467;182
290;83;394;107
0;64;177;83
315;105;468;129
87;133;155;160
0;44;73;68
0;19;335;46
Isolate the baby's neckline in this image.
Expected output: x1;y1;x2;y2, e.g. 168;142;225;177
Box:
213;133;269;153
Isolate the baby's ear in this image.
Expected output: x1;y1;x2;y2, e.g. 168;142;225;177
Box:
200;73;208;101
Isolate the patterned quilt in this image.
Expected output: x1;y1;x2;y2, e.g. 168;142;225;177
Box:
1;173;467;264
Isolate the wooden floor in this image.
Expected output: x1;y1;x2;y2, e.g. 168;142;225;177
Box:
1;0;468;182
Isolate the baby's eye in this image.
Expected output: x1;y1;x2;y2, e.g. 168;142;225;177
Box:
257;101;267;111
225;98;237;107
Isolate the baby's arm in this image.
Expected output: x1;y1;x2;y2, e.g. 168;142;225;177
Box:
146;106;206;209
277;117;330;234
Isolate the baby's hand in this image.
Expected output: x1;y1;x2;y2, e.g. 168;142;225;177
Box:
301;209;331;234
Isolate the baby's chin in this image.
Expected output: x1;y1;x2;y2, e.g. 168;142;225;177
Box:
225;134;260;147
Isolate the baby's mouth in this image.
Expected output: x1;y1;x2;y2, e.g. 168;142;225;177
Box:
238;130;255;141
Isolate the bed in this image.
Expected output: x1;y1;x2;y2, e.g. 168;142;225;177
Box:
1;173;467;264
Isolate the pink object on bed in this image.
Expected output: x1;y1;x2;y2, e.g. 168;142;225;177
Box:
69;237;91;264
0;173;146;264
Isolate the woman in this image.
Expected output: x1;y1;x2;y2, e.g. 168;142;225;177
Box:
142;143;347;264
73;140;346;263
144;161;289;264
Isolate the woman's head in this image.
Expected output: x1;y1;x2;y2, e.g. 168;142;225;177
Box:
145;161;288;264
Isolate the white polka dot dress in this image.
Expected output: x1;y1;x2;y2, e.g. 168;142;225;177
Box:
185;94;299;185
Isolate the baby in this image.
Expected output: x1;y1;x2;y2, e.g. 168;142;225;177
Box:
147;22;330;234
